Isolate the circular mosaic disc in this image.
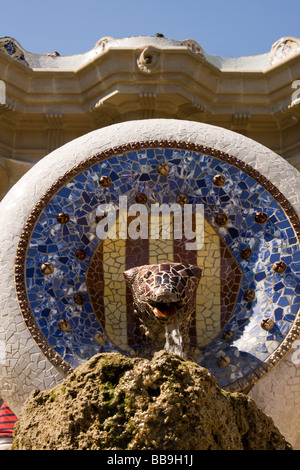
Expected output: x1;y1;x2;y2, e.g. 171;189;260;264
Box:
1;119;300;413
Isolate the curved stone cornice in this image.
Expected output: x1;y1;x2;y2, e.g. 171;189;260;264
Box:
0;35;300;172
1;35;300;72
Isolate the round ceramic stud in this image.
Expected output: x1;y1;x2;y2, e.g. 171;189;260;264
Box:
254;211;268;224
215;213;228;226
213;174;226;187
240;247;252;260
73;293;85;305
217;356;231;368
41;262;54;275
156;163;170;175
99;176;112;188
56;212;70;224
94;332;106;345
243;289;255;302
135;193;148;204
261;318;275;331
222;330;234;341
75;248;87;261
57;319;71;331
273;260;287;273
176;193;189;206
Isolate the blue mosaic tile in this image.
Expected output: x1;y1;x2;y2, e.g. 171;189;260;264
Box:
22;148;300;388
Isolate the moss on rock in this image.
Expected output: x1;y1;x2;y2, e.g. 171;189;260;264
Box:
12;351;292;450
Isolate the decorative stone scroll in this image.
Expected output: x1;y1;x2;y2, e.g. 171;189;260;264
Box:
137;46;160;73
269;37;300;66
0;37;29;66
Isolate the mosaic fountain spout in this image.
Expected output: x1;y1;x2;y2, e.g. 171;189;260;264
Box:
123;263;202;359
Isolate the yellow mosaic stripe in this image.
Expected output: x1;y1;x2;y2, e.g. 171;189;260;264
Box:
103;218;129;351
196;219;221;347
102;214;221;351
149;214;174;264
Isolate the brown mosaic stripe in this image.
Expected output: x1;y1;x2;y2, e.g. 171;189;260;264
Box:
173;214;198;347
86;242;105;330
220;239;243;329
125;216;149;347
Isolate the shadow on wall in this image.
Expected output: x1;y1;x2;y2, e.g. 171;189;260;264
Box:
0;159;31;201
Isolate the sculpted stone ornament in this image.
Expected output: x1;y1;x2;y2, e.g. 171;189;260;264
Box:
124;262;202;359
137;46;159;74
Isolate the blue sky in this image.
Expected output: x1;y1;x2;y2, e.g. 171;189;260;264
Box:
0;0;299;58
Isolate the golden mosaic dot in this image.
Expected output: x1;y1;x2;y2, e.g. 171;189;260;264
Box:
135;193;148;204
41;262;54;275
56;212;70;224
213;174;226;187
94;332;106;345
99;176;112;188
176;193;189;206
272;260;287;273
75;248;87;261
156;163;170;175
243;289;255;302
215;213;228;226
222;330;234;341
260;318;275;331
240;247;252;260
73;293;85;305
254;211;268;224
57;319;71;331
217;356;231;368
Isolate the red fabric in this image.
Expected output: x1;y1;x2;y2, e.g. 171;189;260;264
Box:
0;397;18;438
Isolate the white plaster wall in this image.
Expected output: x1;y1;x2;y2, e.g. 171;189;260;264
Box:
249;349;300;449
0;119;299;447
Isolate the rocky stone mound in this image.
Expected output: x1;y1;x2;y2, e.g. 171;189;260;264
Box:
12;351;292;450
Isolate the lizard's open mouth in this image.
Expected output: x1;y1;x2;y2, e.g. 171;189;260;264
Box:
148;300;185;322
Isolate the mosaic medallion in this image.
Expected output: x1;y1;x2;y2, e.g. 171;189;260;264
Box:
15;141;300;391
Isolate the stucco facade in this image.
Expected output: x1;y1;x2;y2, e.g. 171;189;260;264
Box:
0;34;300;200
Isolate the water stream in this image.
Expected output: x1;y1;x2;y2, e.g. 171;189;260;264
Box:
164;320;184;358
